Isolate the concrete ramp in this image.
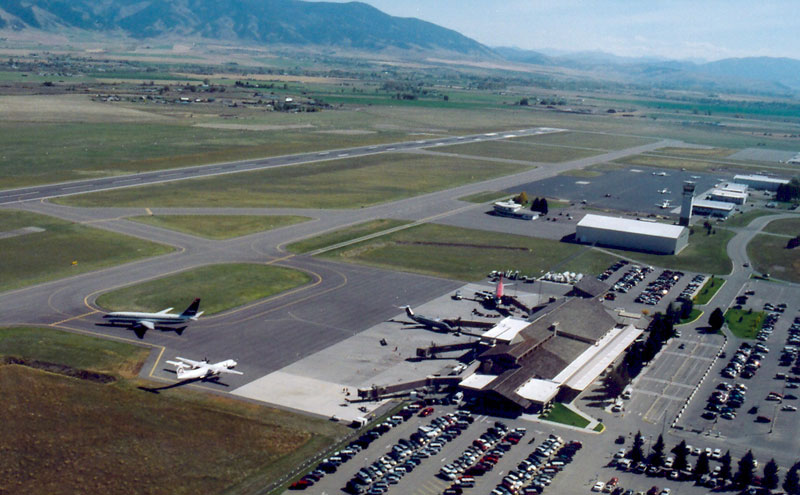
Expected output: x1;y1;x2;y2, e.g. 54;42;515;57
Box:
232;371;384;421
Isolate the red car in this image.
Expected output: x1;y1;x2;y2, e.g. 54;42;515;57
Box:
419;407;434;417
289;479;311;490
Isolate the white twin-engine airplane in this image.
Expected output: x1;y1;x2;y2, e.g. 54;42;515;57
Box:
103;298;203;331
165;356;243;381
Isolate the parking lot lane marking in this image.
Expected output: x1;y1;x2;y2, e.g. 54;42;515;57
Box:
663;350;714;361
635;389;686;402
639;376;695;389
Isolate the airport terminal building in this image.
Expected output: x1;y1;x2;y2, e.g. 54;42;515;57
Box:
459;298;643;414
576;214;689;255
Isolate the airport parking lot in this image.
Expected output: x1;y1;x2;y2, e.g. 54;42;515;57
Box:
675;279;800;466
286;401;596;495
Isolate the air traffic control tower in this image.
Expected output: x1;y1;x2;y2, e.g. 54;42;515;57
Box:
680;181;695;226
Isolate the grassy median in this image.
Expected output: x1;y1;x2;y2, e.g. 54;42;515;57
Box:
95;263;311;315
55;153;528;209
130;214;310;239
319;223;616;281
0;209;173;292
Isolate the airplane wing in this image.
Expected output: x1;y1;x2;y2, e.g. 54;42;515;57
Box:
157;307;174;314
138;320;155;330
174;356;206;368
217;368;244;375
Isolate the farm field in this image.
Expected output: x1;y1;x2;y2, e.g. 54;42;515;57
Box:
130;214;310;239
0;326;345;495
0;209;173;292
94;263;312;315
319;223;617;281
56;153;527;208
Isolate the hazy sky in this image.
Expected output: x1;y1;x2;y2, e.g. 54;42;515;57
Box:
328;0;800;61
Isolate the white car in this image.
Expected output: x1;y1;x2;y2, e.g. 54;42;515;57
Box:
782;405;798;411
592;481;605;492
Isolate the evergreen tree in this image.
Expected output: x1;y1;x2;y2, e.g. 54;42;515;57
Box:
672;440;689;472
531;197;542;212
734;450;756;488
719;451;733;480
709;307;725;331
695;452;710;479
763;458;780;490
541;198;548;215
784;461;800;495
629;431;645;464
650;435;665;467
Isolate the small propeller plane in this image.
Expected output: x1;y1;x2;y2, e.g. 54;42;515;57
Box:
165;356;243;381
103;298;202;332
656;199;673;209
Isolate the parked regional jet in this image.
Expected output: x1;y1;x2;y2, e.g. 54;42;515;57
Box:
165;356;243;381
103;298;202;331
658;188;671;194
402;306;454;332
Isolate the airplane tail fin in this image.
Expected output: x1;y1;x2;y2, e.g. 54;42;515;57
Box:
180;298;201;318
404;306;414;318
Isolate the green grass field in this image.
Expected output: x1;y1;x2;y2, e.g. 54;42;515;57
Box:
0;209;173;292
512;131;655;150
56;153;528;208
286;219;410;254
724;309;765;339
763;217;800;236
540;403;590;428
0;326;148;377
0;326;346;495
693;276;725;305
0;120;405;189
130;214;310;239
434;139;599;163
95;263;311;315
319;223;617;281
610;228;735;275
747;234;800;283
724;209;777;228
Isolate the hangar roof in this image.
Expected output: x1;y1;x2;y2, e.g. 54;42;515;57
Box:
710;190;748;200
734;174;790;185
577;214;686;240
693;199;735;211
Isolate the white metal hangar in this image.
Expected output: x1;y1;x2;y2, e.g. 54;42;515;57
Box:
576;214;688;255
733;174;790;191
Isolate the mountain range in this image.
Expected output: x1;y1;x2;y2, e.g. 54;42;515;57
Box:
0;0;490;55
1;0;799;95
